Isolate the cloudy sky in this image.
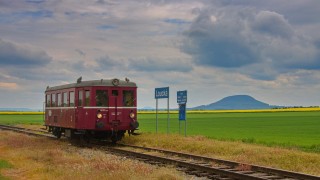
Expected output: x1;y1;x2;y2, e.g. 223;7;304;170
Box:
1;0;320;109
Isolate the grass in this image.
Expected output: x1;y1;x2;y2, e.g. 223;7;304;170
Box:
121;133;320;176
1;111;320;177
1;110;320;152
0;112;43;115
138;111;320;152
0;131;185;179
0;114;43;125
0;160;12;180
139;107;320;114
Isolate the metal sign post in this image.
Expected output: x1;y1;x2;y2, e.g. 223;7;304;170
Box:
155;87;169;134
156;98;158;133
177;90;187;136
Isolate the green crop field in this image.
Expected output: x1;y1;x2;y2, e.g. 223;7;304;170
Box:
0;111;319;152
0;114;44;125
138;111;320;152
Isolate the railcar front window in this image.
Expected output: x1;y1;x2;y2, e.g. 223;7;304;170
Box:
63;92;68;107
96;90;108;107
85;90;90;106
70;91;74;106
57;93;62;107
123;90;134;107
46;94;51;107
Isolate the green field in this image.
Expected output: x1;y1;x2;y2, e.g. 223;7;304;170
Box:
139;111;320;152
0;114;44;125
0;111;319;152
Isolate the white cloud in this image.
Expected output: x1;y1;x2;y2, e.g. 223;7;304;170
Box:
182;8;320;80
0;0;320;108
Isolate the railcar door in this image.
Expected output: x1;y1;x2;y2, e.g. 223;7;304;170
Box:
109;89;123;128
95;89;109;129
76;89;85;129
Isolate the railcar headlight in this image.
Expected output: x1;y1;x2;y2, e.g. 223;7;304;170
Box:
129;112;135;119
97;113;103;119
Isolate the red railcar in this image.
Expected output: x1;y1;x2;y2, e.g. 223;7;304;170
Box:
44;78;138;142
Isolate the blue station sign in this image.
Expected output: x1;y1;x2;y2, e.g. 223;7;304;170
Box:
155;87;169;99
177;90;187;104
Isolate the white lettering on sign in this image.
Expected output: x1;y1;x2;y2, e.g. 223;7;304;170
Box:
177;90;187;104
156;90;168;97
155;87;169;99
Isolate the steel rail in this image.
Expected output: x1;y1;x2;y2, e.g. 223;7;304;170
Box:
118;144;320;180
107;146;268;180
0;124;54;138
1;125;319;180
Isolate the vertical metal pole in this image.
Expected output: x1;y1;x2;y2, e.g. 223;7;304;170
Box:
179;104;181;135
43;102;45;123
156;99;158;133
185;103;187;137
167;97;169;134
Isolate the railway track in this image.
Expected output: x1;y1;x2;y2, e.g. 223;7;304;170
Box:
110;144;320;180
0;124;53;138
1;124;319;180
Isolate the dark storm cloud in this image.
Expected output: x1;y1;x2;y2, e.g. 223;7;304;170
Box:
95;55;193;72
128;58;193;72
95;55;121;70
182;9;320;80
0;38;52;66
216;0;320;25
182;11;259;68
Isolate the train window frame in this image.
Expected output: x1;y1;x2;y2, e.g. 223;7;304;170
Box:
63;92;68;107
95;90;108;107
123;90;134;107
46;94;51;107
78;90;83;106
70;91;75;107
52;94;56;107
57;93;62;107
85;90;90;106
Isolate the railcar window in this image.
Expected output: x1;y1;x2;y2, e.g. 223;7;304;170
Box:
123;90;134;107
57;93;62;107
78;90;83;106
112;90;118;96
52;94;56;107
46;94;51;107
96;90;108;107
85;90;90;106
63;92;68;107
70;91;74;106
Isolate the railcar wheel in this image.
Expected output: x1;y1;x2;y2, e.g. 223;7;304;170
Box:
52;127;62;139
111;135;117;144
56;130;62;139
111;131;125;144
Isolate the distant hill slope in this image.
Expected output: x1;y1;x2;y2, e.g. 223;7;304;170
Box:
192;95;271;110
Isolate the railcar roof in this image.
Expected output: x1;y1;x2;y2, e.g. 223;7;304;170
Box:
46;79;137;92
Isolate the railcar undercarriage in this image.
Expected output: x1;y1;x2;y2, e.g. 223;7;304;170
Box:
47;126;128;143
